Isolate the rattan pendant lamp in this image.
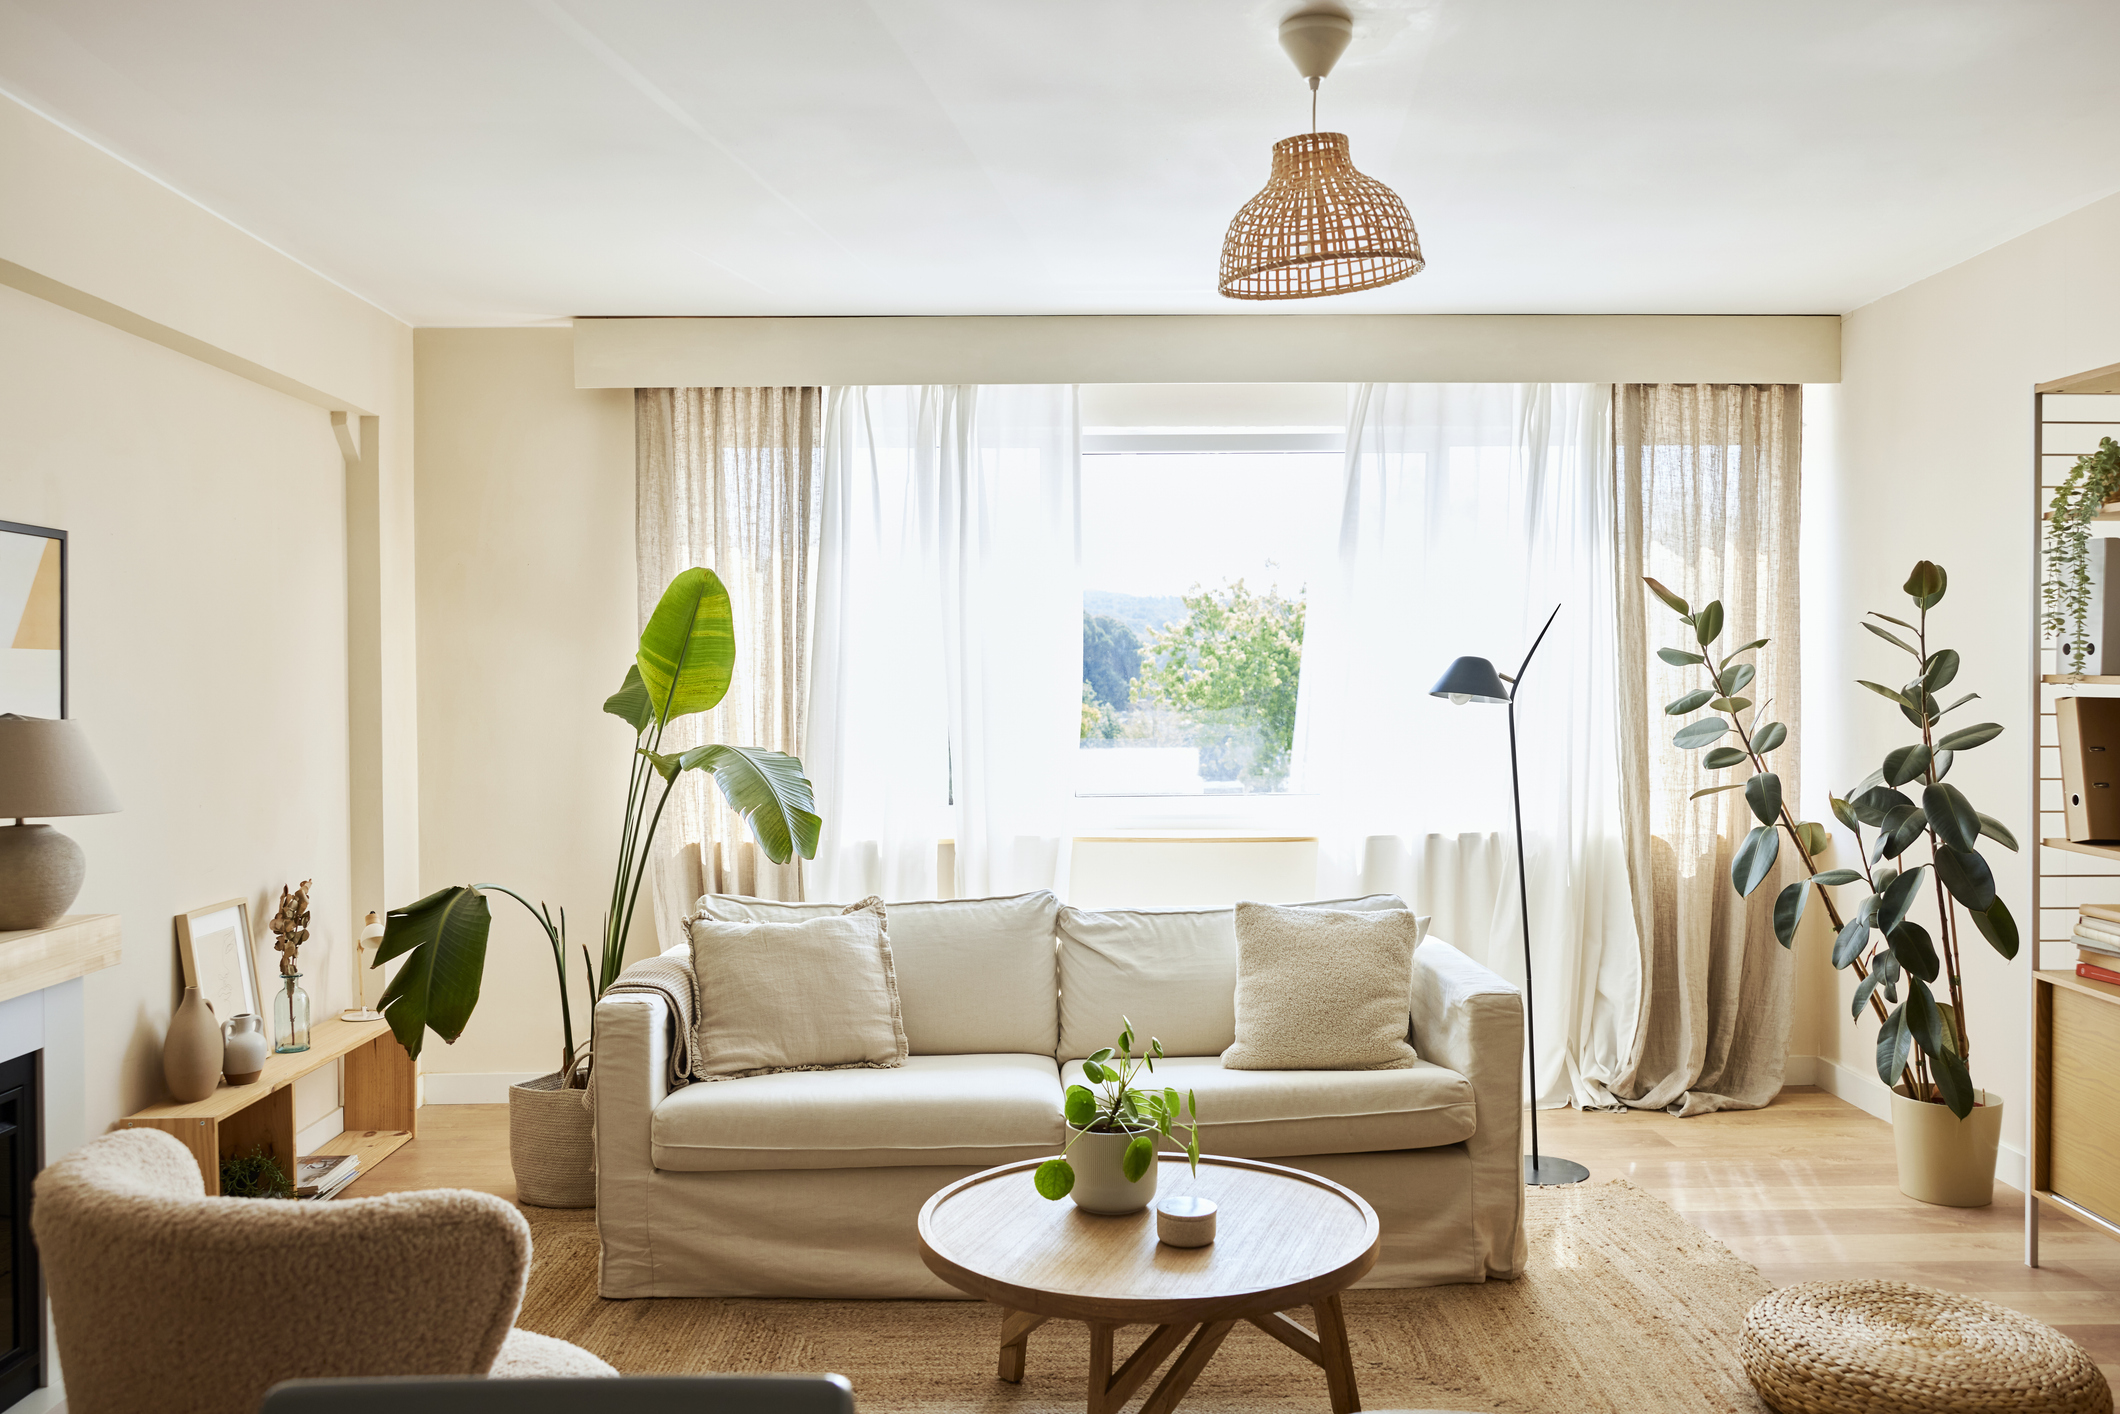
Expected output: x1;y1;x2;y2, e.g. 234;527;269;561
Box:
1218;9;1424;300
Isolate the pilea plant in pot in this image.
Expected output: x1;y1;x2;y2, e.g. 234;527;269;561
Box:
2042;436;2120;675
375;567;822;1207
1651;562;2020;1207
1036;1018;1202;1216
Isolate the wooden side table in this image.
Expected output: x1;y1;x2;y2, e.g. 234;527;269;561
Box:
918;1154;1379;1414
120;1015;417;1194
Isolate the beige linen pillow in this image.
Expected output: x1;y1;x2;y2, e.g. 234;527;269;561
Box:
1221;900;1422;1071
687;897;907;1079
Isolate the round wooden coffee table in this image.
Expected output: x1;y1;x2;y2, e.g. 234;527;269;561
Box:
917;1154;1380;1414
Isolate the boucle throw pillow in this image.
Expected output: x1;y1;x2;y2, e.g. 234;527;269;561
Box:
688;896;907;1079
1221;900;1421;1071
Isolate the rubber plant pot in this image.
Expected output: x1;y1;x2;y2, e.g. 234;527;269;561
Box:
1891;1085;2003;1208
1066;1125;1159;1215
510;1056;594;1209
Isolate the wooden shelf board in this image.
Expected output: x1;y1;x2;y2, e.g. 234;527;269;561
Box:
127;1014;397;1122
2042;837;2120;863
2037;968;2120;1006
0;913;120;1007
2044;675;2120;684
2039;361;2120;396
309;1127;413;1171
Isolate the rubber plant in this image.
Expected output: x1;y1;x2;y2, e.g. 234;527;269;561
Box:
2042;436;2120;674
1649;561;2018;1119
1035;1018;1202;1201
375;568;822;1078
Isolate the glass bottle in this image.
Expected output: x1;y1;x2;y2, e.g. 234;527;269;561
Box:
273;972;311;1053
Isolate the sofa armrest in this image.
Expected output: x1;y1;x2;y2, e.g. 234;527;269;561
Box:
592;992;668;1282
1411;939;1526;1279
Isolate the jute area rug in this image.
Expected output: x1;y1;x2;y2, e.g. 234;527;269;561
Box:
517;1179;1771;1413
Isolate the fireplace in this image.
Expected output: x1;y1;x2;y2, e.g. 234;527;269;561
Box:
0;1051;39;1412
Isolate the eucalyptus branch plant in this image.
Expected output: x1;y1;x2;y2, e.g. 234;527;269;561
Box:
375;568;823;1078
1034;1018;1202;1202
2042;436;2120;674
1651;562;2019;1119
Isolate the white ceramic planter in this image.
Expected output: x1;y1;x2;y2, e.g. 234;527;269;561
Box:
1891;1086;2002;1208
1067;1125;1159;1215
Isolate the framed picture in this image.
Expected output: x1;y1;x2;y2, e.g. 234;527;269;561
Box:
177;900;263;1025
0;521;64;719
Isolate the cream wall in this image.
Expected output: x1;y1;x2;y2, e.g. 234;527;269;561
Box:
1805;189;2120;1188
410;329;634;1090
0;93;415;1143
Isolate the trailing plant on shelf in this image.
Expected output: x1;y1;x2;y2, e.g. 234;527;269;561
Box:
1650;561;2019;1119
375;568;822;1081
1035;1018;1202;1201
2042;437;2120;674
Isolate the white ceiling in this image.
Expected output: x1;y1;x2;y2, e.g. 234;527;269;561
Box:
4;0;2118;325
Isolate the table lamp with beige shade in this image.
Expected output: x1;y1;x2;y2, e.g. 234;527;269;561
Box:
0;714;120;930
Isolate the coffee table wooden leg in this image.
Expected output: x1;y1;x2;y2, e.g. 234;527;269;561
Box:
1312;1292;1360;1414
1136;1319;1235;1414
1103;1323;1191;1410
998;1307;1049;1383
1085;1323;1117;1414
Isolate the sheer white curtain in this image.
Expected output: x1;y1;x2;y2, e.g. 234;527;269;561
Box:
1297;384;1639;1108
806;385;1080;902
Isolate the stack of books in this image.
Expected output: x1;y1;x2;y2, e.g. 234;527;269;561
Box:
2075;905;2120;986
294;1151;360;1201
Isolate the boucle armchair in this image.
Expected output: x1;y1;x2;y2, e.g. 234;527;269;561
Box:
33;1129;613;1414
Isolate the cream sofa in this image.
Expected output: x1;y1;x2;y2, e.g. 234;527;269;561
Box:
594;891;1526;1299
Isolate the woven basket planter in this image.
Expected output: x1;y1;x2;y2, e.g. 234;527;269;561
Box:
1741;1280;2111;1414
509;1070;594;1209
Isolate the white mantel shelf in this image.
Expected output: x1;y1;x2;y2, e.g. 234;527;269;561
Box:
0;914;121;1006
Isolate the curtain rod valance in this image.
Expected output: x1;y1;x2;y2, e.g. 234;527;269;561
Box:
573;314;1840;390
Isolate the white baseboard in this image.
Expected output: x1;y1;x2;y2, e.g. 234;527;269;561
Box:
1803;1053;2026;1194
295;1107;344;1154
422;1071;543;1105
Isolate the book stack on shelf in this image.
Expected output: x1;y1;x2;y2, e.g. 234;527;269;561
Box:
295;1152;360;1201
2074;904;2120;985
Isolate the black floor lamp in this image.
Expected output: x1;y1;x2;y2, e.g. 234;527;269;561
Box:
1429;604;1589;1187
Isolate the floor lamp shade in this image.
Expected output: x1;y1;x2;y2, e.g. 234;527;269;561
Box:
1429;657;1510;706
0;714;120;931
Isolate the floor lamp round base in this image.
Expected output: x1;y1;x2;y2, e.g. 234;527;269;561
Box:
1526;1155;1590;1186
340;1008;383;1023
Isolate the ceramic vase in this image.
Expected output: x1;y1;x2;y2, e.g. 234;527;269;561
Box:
163;987;222;1102
222;1013;270;1085
1066;1126;1159;1215
1891;1085;2003;1207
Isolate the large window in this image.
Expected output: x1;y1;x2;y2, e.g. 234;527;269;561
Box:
1077;430;1341;797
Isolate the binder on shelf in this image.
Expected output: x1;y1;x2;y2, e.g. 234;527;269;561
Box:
2057;695;2120;841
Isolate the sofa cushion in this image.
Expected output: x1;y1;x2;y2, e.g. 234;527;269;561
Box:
1224;901;1424;1071
697;892;1060;1056
1060;1055;1474;1159
686;899;907;1079
1056;895;1415;1061
652;1053;1065;1172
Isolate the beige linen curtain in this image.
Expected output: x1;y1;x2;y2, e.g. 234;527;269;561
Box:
1607;384;1801;1115
636;387;822;940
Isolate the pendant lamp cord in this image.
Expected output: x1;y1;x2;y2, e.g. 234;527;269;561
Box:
1310;76;1319;133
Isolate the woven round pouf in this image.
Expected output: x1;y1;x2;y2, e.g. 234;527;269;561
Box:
1741;1281;2111;1414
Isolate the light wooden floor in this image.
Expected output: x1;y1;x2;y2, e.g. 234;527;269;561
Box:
346;1086;2120;1382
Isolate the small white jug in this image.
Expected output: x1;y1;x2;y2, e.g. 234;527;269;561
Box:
223;1013;270;1085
